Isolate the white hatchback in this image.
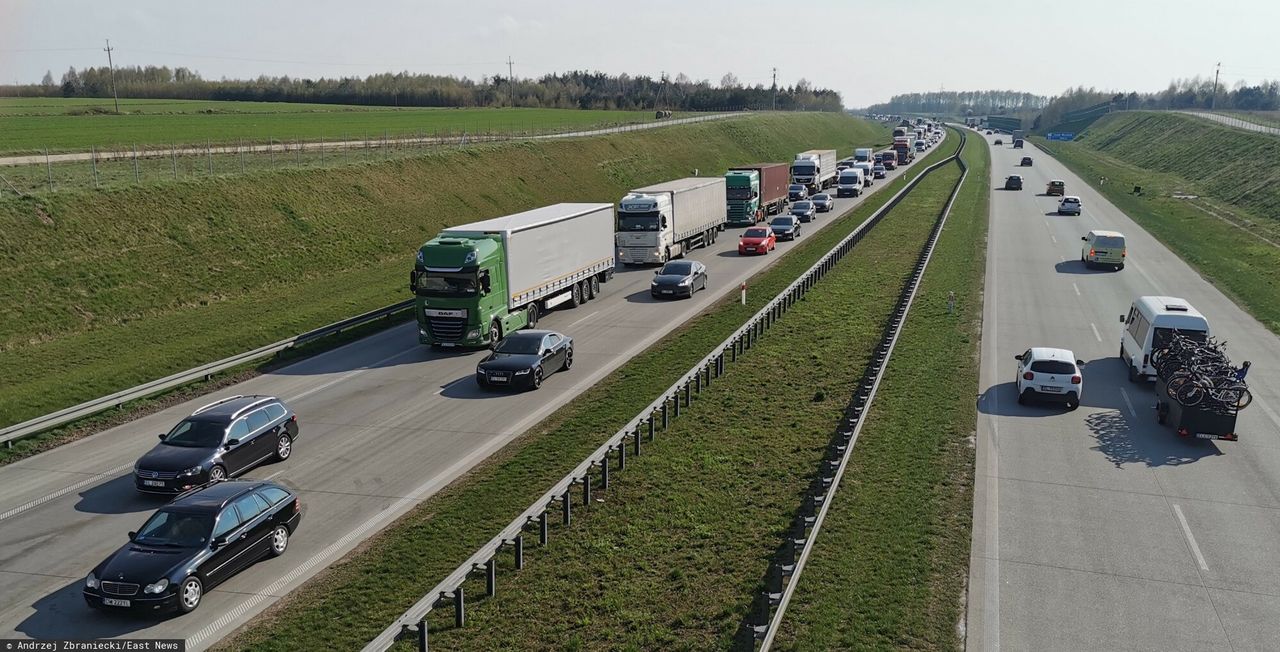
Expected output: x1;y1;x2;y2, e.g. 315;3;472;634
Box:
1058;196;1083;215
1015;347;1084;409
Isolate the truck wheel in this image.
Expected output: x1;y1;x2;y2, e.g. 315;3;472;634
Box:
570;282;582;308
1127;363;1140;383
1156;402;1167;424
488;321;502;349
526;303;539;329
584;278;596;301
590;276;601;298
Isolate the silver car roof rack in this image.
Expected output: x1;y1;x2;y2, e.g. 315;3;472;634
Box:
191;395;246;415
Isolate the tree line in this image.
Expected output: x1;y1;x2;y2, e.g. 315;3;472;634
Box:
1036;78;1280;128
864;90;1049;116
2;65;844;112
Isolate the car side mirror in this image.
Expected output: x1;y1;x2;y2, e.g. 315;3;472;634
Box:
543;349;553;357
158;433;167;440
225;438;240;447
1119;315;1126;323
211;535;227;549
128;531;137;541
1014;354;1023;361
1081;236;1087;241
1077;360;1085;366
654;270;661;275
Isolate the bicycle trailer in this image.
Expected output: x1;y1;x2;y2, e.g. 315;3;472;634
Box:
1154;375;1239;441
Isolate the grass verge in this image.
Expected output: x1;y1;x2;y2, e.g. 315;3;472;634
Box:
771;132;989;651
0;113;888;431
1032;111;1280;334
212;137;956;652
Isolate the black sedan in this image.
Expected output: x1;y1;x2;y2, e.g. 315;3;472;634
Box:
1004;175;1023;191
810;193;834;212
650;260;708;299
770;215;801;241
84;480;301;615
790;200;817;223
476;330;573;390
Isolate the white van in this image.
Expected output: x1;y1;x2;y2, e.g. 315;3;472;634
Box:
836;169;863;197
1119;296;1210;382
853;162;875;187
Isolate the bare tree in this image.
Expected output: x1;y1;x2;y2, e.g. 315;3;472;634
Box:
720;72;740;89
40;70;55;87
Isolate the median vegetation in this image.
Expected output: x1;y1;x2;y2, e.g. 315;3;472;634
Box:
772;133;989;650
213;135;955;652
1034;111;1280;334
0;112;887;441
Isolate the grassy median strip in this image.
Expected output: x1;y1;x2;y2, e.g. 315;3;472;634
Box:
215;139;954;652
407;164;962;650
771;131;988;651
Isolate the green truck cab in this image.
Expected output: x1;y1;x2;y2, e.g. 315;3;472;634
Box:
724;170;762;226
411;235;516;347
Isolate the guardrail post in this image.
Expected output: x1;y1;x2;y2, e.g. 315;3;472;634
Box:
514;535;524;570
684;382;692;407
539;512;549;545
485;558;496;597
634;427;642;457
454;587;466;628
562;489;572;525
417;617;429;651
601;456;610;490
694;369;702;394
661;402;669;429
648;415;655;441
618;441;627;470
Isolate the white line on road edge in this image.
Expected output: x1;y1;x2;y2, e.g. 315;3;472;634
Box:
1073;283;1081;296
981;211;1002;650
1119;387;1138;418
1173;504;1210;571
1090;322;1103;342
568;310;600;329
0;462;133;522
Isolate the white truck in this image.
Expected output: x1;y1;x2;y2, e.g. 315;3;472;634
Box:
836;168;864;197
791;149;838;193
853;147;875;164
615;177;727;265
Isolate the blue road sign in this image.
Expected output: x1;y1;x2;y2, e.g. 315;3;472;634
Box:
1047;132;1075;141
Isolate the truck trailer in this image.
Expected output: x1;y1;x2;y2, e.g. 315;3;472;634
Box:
411;203;616;348
616;177;727;265
724;163;790;226
791;149;838;193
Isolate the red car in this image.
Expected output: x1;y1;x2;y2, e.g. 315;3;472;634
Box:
738;226;777;255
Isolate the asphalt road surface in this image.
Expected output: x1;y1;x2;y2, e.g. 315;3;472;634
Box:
0;133;940;648
967;133;1280;651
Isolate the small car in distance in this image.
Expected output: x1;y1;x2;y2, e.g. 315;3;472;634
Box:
1020;156;1033;166
994;138;1003;145
872;164;887;179
1058;195;1083;215
1004;175;1023;191
1046;180;1066;196
1081;230;1126;270
650;260;708;300
738;226;776;255
770;215;801;241
1015;348;1084;409
986;130;994;135
790;200;817;222
476;330;573;389
134;395;298;494
787;184;808;201
810;194;834;212
84;480;301;614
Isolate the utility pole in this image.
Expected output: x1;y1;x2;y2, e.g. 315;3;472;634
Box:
104;39;120;113
771;67;777;111
1210;62;1221;110
506;56;515;107
656;71;666;110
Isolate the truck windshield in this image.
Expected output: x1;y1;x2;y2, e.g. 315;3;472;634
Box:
791;164;816;176
726;187;754;200
618;212;660;231
417;272;479;297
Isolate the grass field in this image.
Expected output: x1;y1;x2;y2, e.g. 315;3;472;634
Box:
212;135;949;652
0;97;671;154
772;134;988;651
1034;111;1280;334
0;112;889;434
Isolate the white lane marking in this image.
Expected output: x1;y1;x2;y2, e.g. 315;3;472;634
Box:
1119;387;1138;418
982;213;1001;650
435;377;469;396
1173;504;1210;571
0;463;133;522
1073;283;1081;296
287;347;420;403
1090;322;1102;342
1050;235;1057;243
568;310;600;329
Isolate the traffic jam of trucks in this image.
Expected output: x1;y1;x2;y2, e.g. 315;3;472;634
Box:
409;129;940;390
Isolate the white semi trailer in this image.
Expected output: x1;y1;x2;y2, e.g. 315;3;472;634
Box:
615;177;727;265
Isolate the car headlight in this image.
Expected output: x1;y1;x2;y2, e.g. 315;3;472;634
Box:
419;328;428;337
144;579;169;594
86;572;98;589
466;329;480;339
651;280;659;286
679;278;693;286
514;369;531;376
178;466;203;476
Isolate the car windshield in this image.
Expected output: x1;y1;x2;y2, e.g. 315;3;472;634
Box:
617;213;660;232
770;218;793;227
812;195;829;201
163;419;225;448
415;271;478;297
134;510;213;548
1094;236;1125;248
791;164;816;175
1030;360;1076;374
793;202;813;211
494;335;543;355
660;261;694;276
743;228;770;238
788;185;803;192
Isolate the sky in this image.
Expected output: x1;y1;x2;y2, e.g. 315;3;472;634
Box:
3;0;1279;108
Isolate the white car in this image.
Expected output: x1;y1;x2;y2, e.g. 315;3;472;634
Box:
1058;196;1083;215
1015;347;1084;409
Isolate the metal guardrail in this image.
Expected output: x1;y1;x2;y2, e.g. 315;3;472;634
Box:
364;130;963;652
756;126;969;649
0;299;414;447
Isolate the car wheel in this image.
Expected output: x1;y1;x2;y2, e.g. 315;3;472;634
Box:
1065;393;1079;410
208;465;227;483
268;524;290;557
526;303;539;329
1127;363;1140;383
178;576;203;614
1017;388;1032;405
488;321;502;350
531;367;544;390
274;434;292;461
563;347;574;371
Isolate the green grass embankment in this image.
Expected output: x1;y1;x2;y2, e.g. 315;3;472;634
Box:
772;133;989;651
1034;111;1280;334
213;135;954;652
0;113;888;435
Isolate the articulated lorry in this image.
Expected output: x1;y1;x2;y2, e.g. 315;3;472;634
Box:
724;163;790;227
893;137;915;165
616;177;727;265
412;203;616;348
791;149;838;194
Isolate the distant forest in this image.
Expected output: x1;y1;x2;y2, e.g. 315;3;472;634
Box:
1036;78;1280;128
2;65;845;112
864;90;1049;116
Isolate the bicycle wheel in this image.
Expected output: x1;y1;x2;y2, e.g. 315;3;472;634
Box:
1174;380;1206;407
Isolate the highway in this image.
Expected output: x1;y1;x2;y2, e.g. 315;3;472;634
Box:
967;132;1280;650
0;136;936;648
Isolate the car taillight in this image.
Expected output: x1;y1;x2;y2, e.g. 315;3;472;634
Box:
1089;249;1095;256
1071;375;1081;384
1022;372;1034;380
294;498;301;511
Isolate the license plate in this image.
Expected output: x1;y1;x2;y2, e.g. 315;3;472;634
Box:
1040;386;1063;393
1195;433;1219;440
662;290;673;294
102;598;131;607
488;376;508;383
745;247;755;252
143;480;166;487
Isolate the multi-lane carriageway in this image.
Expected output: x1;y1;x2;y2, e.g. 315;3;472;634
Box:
968;133;1280;650
0;135;942;647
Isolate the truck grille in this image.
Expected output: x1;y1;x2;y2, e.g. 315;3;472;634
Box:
427;317;466;341
101;581;139;596
623;246;653;260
